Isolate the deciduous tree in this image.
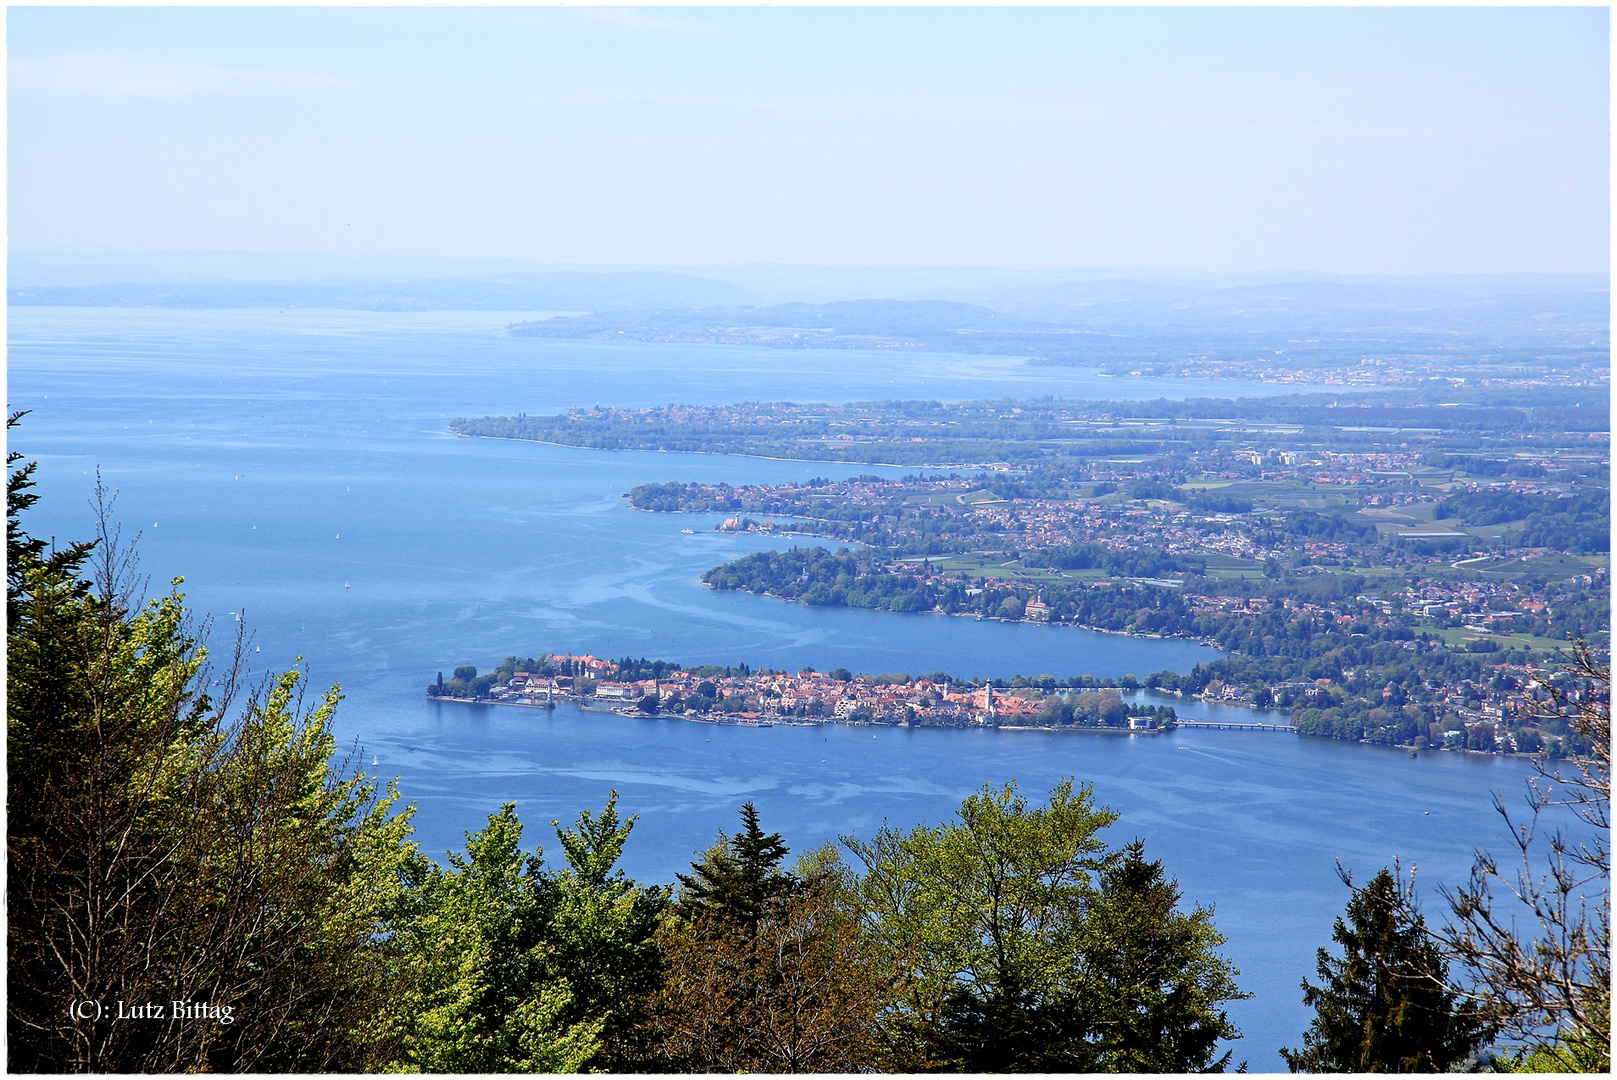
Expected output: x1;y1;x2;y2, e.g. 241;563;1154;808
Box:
385;805;602;1073
386;795;667;1072
842;779;1244;1072
1441;638;1609;1070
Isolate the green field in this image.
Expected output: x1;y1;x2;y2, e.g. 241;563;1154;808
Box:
1201;554;1267;580
1422;622;1589;653
898;553;1079;583
1473;553;1608;581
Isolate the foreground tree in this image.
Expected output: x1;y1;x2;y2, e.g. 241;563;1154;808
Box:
1281;865;1488;1072
384;806;598;1072
6;410;97;629
1442;639;1610;1071
7;438;418;1072
651;807;898;1071
538;795;669;1070
385;796;666;1072
674;801;796;933
1080;840;1247;1071
845;779;1245;1071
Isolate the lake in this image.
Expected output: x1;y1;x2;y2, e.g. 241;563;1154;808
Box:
9;305;1545;1068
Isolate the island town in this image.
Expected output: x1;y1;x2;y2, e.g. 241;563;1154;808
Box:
428;652;1181;731
425;647;1599;756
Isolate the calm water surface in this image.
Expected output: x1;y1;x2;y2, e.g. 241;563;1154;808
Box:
9;307;1540;1068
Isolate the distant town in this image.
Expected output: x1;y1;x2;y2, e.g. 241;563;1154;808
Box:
449;389;1607;760
425;648;1602;757
428;652;1181;731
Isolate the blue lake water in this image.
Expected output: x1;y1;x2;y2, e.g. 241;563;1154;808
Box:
8;306;1546;1068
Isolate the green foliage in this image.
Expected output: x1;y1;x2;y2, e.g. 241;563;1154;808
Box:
1283;509;1374;541
543;796;670;1069
386;795;666;1073
1489;992;1609;1072
433;667;497;699
844;779;1243;1071
675;803;796;935
1436;489;1552;527
615;655;680;681
1436;488;1610;553
1079;841;1247;1072
1281;867;1489;1073
6;411;97;628
7;439;419;1072
630;480;713;512
386;806;599;1073
1187;490;1255;514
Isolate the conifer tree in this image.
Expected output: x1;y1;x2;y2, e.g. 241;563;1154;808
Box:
6;411;96;628
8;433;419;1072
1282;866;1489;1073
675;802;795;933
1081;840;1247;1072
653;809;897;1071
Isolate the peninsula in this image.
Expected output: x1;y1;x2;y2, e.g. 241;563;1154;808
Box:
448;390;1607;758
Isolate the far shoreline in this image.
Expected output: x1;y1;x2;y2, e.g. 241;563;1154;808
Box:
423;693;1550;761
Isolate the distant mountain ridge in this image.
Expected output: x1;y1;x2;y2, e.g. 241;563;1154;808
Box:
7;271;757;312
508;298;1066;355
9;254;1605;385
505;290;1608;385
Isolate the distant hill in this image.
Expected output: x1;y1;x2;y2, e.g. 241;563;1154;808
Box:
976;275;1612;334
508;298;1067;355
7;271;757;312
10;255;1605;386
507;289;1608;386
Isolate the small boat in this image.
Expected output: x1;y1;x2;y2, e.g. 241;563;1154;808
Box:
680;528;695;534
371;756;378;767
344;582;351;589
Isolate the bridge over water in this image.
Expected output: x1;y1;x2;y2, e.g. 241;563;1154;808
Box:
1174;720;1296;733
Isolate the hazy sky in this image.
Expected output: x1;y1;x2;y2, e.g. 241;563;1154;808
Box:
7;6;1609;274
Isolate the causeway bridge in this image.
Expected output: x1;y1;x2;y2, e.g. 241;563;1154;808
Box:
1174;720;1296;733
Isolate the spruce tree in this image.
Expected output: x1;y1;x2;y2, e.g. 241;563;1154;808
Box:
1081;840;1247;1072
1282;866;1489;1072
675;802;795;933
6;411;96;628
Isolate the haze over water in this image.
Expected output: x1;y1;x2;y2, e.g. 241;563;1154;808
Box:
10;306;1544;1068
